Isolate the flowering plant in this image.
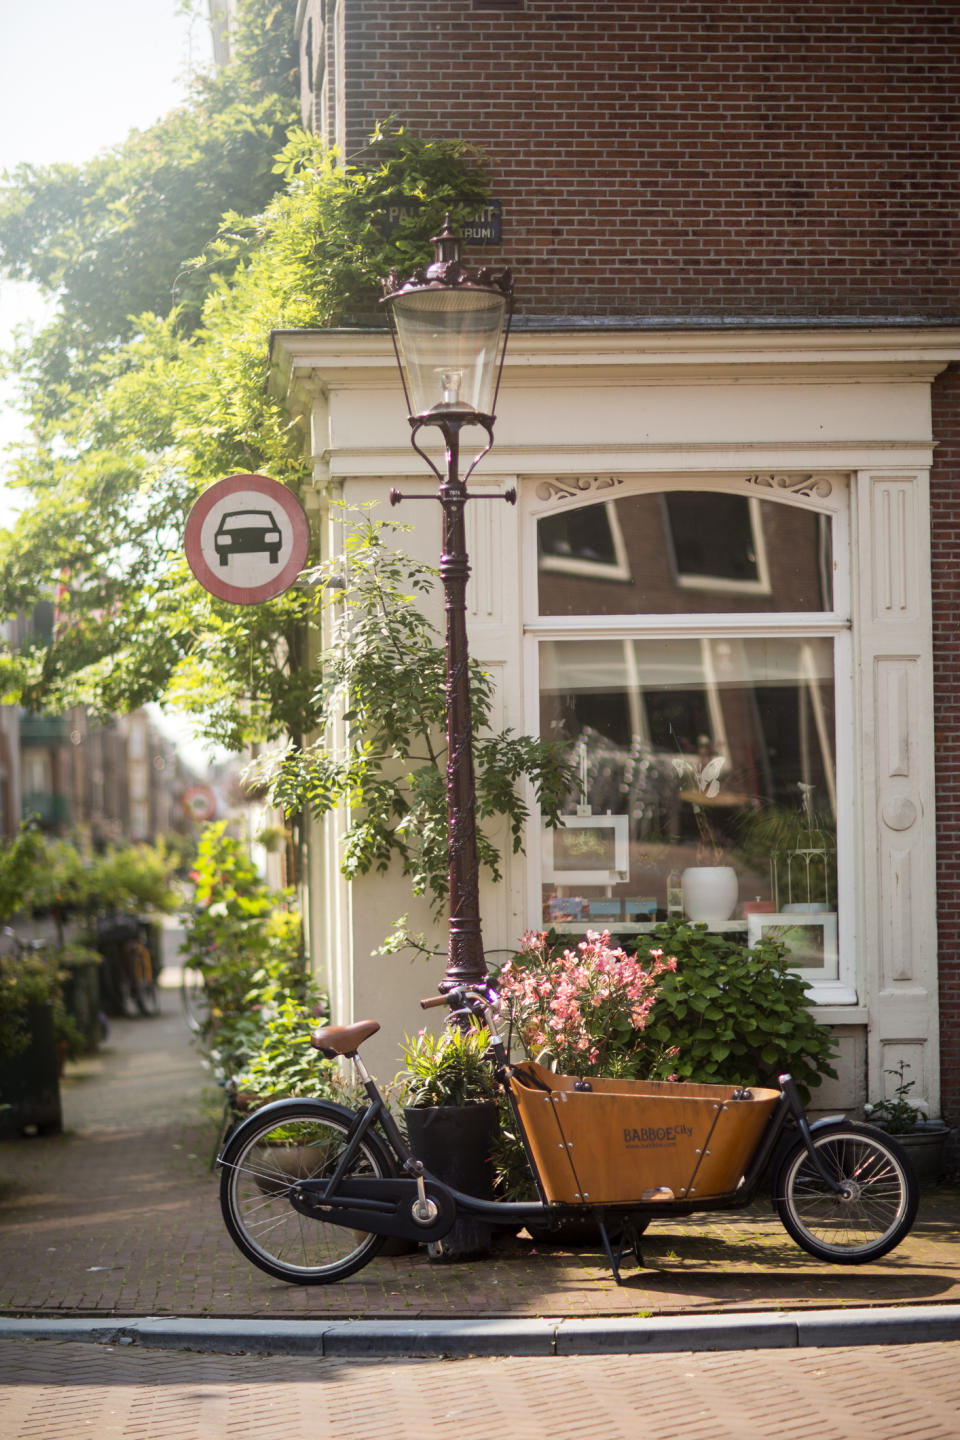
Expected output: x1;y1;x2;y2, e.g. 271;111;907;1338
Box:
497;930;677;1079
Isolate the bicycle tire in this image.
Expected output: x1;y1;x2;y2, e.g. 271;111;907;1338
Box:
219;1098;396;1284
132;979;160;1016
774;1121;918;1264
131;953;160;1016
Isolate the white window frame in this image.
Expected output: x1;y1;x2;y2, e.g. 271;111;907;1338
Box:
522;473;858;1007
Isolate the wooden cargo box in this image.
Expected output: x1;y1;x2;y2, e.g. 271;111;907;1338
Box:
509;1062;780;1205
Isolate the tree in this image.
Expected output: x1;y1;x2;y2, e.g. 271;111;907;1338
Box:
0;15;571;917
268;512;574;912
0;0;299;422
0;115;492;747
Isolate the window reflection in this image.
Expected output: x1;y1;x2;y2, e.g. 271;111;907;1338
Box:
537;492;833;615
540;635;838;964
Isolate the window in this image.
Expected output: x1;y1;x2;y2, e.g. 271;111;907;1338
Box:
528;478;852;1001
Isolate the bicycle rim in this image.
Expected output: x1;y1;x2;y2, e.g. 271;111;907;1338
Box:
776;1124;917;1263
220;1104;390;1283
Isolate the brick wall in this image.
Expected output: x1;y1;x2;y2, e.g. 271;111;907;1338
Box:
932;362;960;1139
343;1;959;321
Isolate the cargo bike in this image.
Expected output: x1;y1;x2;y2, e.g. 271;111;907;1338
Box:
218;983;918;1285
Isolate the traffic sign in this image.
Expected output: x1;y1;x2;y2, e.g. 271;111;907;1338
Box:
184;473;310;604
182;784;217;823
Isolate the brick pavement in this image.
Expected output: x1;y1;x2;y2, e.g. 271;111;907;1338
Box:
0;946;958;1322
2;1338;960;1440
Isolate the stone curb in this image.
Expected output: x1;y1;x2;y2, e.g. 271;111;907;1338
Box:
2;1306;960;1357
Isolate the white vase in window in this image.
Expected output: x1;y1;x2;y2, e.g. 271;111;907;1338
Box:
682;865;739;923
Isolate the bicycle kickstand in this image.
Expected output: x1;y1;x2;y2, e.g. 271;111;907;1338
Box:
597;1216;645;1285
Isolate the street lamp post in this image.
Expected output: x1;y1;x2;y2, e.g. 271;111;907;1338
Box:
382;216;513;994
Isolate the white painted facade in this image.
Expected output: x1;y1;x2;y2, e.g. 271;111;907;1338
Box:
271;325;960;1103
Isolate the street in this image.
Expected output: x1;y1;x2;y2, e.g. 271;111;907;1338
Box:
2;1336;960;1439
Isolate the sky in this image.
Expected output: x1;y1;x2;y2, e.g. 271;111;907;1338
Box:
0;0;221;764
0;0;214;502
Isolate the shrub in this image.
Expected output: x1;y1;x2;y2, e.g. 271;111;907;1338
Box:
181;822;320;1093
181;822;307;1037
233;996;340;1103
637;921;838;1101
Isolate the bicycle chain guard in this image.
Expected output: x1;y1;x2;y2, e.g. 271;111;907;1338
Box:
287;1175;458;1244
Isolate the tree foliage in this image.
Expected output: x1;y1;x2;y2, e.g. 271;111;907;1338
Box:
0;0;299;421
0;105;491;746
0;8;565;917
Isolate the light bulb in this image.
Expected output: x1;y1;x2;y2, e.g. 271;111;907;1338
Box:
438;368;462;407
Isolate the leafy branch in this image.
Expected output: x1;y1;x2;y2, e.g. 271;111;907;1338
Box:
265;511;577;912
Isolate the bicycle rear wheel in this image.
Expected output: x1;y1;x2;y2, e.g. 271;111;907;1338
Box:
774;1121;917;1263
131;962;160;1016
219;1099;395;1284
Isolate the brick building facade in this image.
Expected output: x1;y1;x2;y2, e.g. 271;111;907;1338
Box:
302;1;957;324
286;0;960;1129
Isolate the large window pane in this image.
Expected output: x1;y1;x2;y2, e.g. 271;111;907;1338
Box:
540;636;838;965
537;492;833;615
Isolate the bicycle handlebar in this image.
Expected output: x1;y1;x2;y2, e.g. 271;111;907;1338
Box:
420;985;498;1013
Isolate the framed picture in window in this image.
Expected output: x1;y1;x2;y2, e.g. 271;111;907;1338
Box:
747;912;839;980
542;814;629;885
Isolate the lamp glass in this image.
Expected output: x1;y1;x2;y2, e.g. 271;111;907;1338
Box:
389;287;507;420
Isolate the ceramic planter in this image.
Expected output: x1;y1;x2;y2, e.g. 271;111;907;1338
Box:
682;865;739;923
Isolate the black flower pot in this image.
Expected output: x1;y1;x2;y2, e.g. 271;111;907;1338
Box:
404;1101;499;1260
893;1124;952;1186
0;1003;63;1139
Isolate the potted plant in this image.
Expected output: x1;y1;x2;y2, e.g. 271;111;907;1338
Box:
671;752;739;921
864;1061;951;1186
736;784;837;914
398;1025;500;1259
0;947;66;1138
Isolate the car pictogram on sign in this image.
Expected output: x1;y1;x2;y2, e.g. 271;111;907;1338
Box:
214;509;283;566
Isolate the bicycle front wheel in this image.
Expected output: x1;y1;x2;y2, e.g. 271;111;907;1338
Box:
219;1099;395;1284
774;1122;918;1264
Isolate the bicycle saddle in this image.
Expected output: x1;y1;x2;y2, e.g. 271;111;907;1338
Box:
310;1020;381;1057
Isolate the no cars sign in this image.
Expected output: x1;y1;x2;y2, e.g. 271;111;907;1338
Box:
185;474;310;604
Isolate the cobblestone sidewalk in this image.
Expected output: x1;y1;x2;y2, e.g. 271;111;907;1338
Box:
1;967;958;1321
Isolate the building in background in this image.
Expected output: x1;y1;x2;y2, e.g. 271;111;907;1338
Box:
277;3;960;1130
208;0;238;68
